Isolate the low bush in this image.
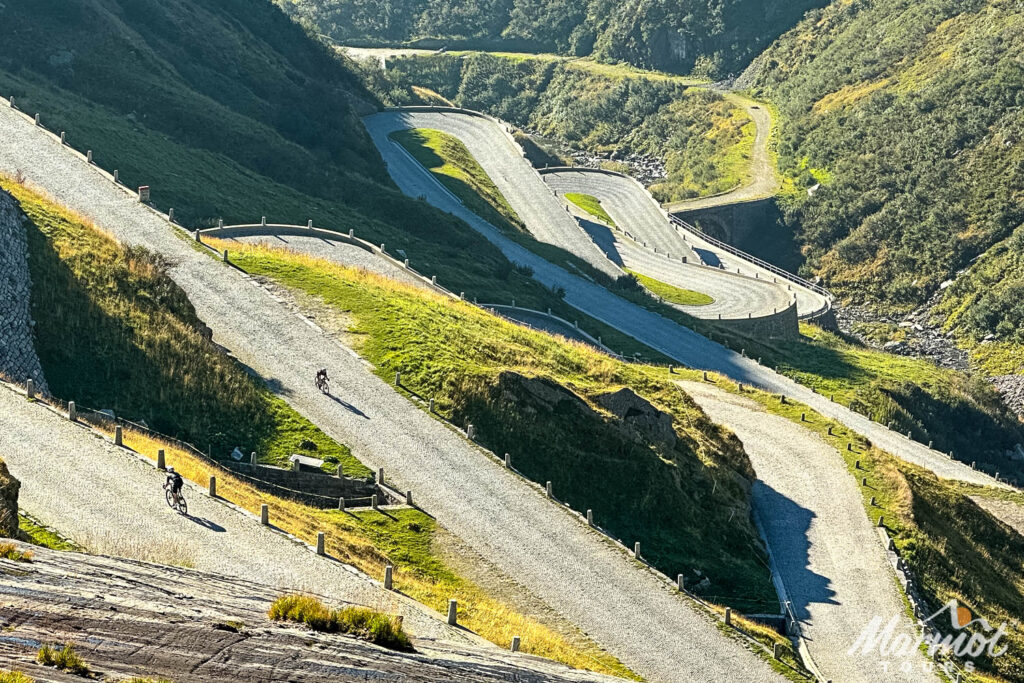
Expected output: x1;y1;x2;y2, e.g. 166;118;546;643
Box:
0;543;33;563
37;643;90;676
269;595;412;651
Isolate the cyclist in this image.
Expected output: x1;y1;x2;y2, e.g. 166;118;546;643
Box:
315;368;330;394
165;466;184;505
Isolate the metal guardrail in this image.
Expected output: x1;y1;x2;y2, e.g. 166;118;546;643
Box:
669;215;832;300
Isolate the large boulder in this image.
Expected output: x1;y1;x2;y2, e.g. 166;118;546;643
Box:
0;458;21;537
594;388;678;450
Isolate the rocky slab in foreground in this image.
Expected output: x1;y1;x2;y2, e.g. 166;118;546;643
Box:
0;544;619;682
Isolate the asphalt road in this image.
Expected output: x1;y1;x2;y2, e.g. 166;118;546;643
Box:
681;382;938;683
0;102;784;683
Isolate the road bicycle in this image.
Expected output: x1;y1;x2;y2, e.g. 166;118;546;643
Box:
164;482;188;515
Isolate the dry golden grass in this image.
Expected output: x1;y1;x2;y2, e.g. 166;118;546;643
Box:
115;429;635;679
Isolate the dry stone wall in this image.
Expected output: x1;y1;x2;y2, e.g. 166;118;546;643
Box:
0;189;48;393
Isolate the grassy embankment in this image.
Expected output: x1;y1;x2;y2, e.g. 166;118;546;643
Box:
119;428;634;678
626;270;714;307
711;321;1024;478
390;127;716;327
564;192;617;227
677;368;1024;682
207;238;780;615
4;178;365;476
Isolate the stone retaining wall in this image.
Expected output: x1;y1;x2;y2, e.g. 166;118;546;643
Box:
221;461;378;503
0;190;48;393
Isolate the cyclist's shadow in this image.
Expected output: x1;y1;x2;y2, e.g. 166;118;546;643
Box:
326;393;369;419
187;515;226;532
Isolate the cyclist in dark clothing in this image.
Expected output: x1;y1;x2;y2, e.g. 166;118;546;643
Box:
165;467;184;500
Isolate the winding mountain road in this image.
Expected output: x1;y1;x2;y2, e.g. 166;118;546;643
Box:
364;108;1006;492
681;382;937;683
542;169;803;318
0;102;783;683
665;93;780;213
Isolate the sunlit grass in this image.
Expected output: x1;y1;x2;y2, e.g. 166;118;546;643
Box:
626;269;714;307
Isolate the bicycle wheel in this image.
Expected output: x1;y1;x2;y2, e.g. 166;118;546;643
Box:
165;488;175;508
177;496;188;516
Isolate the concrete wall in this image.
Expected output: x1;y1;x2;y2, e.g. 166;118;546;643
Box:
0;190;48;393
222;461;377;504
716;300;800;340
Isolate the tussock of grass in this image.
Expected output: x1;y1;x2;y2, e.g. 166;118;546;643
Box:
0;671;33;683
269;594;412;651
117;429;634;678
0;543;33;563
626;269;714;307
564;192;616;227
207;239;779;614
37;644;90;677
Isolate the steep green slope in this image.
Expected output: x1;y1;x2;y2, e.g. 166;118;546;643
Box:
744;0;1024;323
216;238;780;614
383;52;756;201
0;0;569;313
4;177;368;477
281;0;825;76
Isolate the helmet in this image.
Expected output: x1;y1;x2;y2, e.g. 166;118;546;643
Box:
167;466;175;473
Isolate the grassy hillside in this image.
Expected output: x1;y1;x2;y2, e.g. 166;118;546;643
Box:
381;53;756;202
282;0;825;76
0;0;573;315
714;322;1024;477
211;238;781;614
4;178;367;477
744;0;1024;328
565;192;616;227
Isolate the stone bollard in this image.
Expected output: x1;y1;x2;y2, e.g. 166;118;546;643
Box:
780;395;787;405
292;459;300;473
428;398;435;413
634;542;641;558
157;449;165;470
907;431;912;439
431;275;437;285
861;477;867;487
194;229;201;242
459;292;465;300
928;440;933;449
677;574;684;591
586;509;594;526
60;131;66;144
395;370;401;386
504;452;511;468
168;208;174;222
773;642;784;660
371;494;379;509
114;425;123;447
738;383;744;392
702;371;708;381
34;113;40;125
307;220;313;229
384;564;394;590
827;426;833;436
404;258;410;268
510;636;521;652
467;424;476;440
855;460;861;469
870;496;876;506
222;249;229;263
251;451;257;465
377;468;385;484
724;607;732;626
218;218;224;228
316;532;325;556
87;150;93;163
260;504;269;525
801;413;806;422
338;497;345;511
888;537;896;551
447;599;458;626
348;229;354;238
26;379;34;399
546;481;553;498
380;243;385;253
68;401;77;422
406;490;413;506
208;476;217;497
261;216;267;226
878;516;885;528
848;443;854;452
8;97;13;108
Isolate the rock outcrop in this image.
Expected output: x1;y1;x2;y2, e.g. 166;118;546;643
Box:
594;387;678;450
0;458;20;538
0;190;48;393
0;544;617;682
